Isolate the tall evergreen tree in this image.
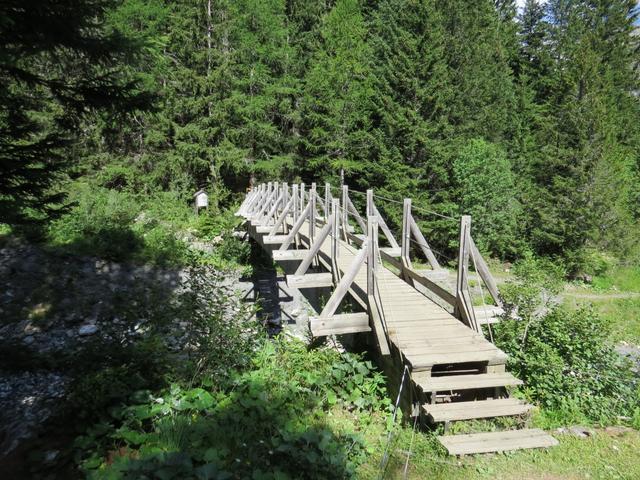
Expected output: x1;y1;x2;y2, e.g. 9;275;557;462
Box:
368;0;451;197
0;0;149;228
298;0;375;183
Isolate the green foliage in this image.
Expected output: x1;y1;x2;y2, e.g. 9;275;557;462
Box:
47;182;193;265
453;139;522;257
0;0;151;229
5;0;639;271
494;257;640;425
76;338;389;479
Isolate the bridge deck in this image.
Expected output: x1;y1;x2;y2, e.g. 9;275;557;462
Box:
266;219;507;373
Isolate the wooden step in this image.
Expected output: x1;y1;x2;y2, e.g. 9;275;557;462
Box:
272;249;310;261
417;373;522;392
256;225;276;233
424;398;531;422
438;428;558;455
286;273;333;288
310;312;370;337
263;235;288;245
380;247;401;257
407;349;508;369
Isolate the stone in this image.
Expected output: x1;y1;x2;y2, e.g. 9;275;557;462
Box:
22;335;35;345
23;322;41;335
568;426;596;438
604;426;633;436
78;324;98;336
44;450;59;463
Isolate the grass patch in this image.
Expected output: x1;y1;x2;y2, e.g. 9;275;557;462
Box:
566;296;640;344
592;266;640;293
357;427;640;479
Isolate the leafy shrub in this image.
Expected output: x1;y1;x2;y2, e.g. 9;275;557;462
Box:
48;182;194;265
76;339;389;479
494;257;640;425
174;266;261;382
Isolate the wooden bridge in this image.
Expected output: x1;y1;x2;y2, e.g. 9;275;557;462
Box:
236;181;558;456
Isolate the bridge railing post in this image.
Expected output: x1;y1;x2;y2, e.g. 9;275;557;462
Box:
324;182;331;221
367;212;378;297
309;184;316;247
341;185;349;242
455;215;479;332
330;199;340;282
282;182;289;234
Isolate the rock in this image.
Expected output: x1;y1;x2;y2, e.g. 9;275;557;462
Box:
78;324;98;336
23;322;41;335
604;426;633;436
44;450;59;464
22;335;35;345
568;426;595;438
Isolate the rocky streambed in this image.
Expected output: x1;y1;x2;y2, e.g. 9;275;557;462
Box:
0;235;314;475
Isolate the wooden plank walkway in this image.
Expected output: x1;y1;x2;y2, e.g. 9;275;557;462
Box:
295;220;509;373
239;182;557;456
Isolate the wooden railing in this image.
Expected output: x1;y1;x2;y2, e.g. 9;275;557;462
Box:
237;181;504;342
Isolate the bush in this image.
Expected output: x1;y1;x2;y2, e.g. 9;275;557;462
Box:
75;338;389;479
494;257;640;425
47;182;193;265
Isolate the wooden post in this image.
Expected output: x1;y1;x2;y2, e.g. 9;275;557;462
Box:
292;184;299;226
366;189;374;217
367;213;378;296
341;185;349;242
367;212;390;355
455;215;479;332
300;182;305;207
331;199;340;283
340;169;344;188
401;199;414;286
282;182;289;234
324;182;331;221
309;184;316;246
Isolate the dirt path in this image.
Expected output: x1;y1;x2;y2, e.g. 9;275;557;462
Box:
563;292;640;300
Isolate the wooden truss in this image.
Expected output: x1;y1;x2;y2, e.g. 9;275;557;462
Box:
237;180;504;344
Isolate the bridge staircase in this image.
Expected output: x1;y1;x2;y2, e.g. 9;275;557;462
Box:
237;181;558;455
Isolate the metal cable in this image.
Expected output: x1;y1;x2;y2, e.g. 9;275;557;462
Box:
402;412;419;479
347;188;458;222
379;365;410;479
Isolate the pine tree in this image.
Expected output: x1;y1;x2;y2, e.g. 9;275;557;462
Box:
298;0;375;184
0;0;149;229
530;0;640;270
368;0;451;197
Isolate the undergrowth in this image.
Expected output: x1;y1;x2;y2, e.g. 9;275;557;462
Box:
45;180;247;268
75;338;390;479
493;256;640;427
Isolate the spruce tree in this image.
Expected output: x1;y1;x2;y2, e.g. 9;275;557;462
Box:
0;0;149;229
298;0;375;184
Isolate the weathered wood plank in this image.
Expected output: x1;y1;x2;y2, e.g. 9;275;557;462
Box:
425;398;531;423
272;249;310;261
310;312;370;337
439;429;558;455
417;373;522;392
286;273;333;288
